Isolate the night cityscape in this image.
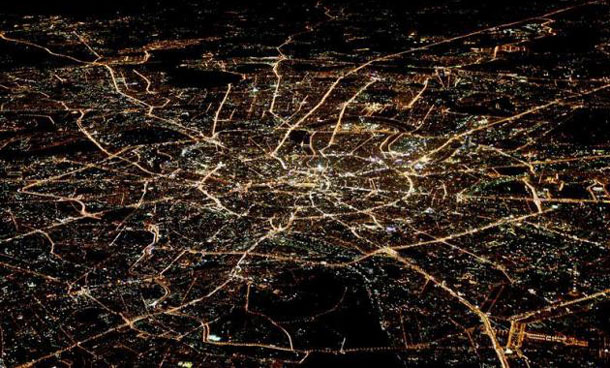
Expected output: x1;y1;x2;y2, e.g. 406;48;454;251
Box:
1;1;610;367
